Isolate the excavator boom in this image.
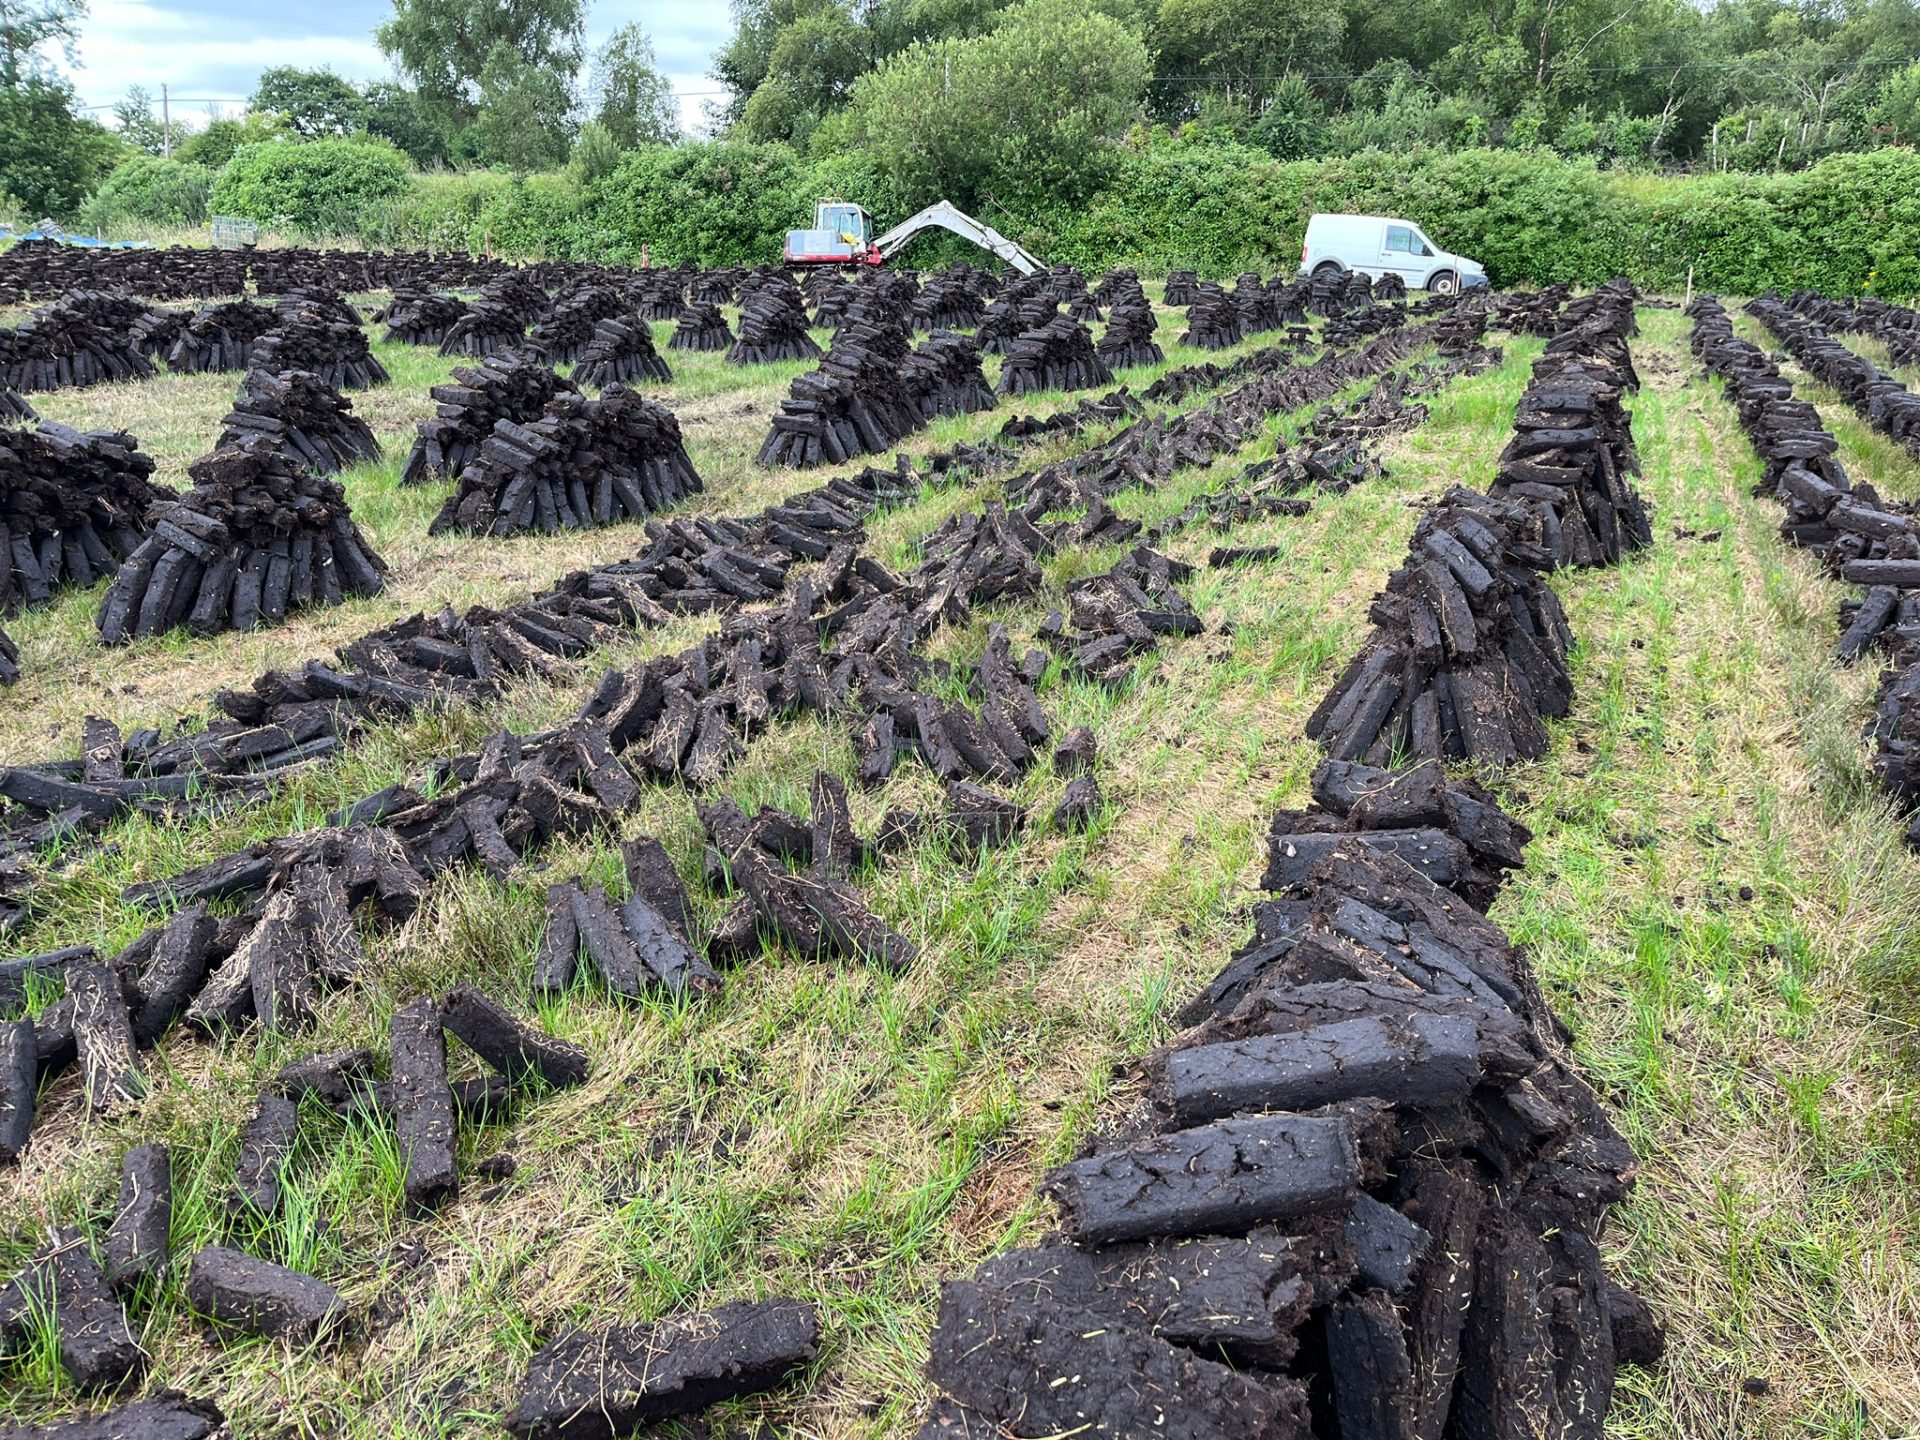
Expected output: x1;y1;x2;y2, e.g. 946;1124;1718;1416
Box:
870;201;1043;275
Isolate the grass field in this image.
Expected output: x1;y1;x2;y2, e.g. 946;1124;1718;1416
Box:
2;288;1919;1438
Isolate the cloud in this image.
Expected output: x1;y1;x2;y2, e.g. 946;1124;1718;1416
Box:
57;0;736;136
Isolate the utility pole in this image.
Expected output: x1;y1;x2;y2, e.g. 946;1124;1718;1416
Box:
162;84;171;158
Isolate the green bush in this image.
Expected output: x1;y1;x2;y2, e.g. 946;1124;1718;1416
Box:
211;137;410;238
585;141;809;265
79;155;214;233
325;138;1920;297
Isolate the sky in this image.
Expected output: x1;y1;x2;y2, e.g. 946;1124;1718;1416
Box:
53;0;735;135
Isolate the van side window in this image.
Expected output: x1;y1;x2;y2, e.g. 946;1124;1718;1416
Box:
1412;232;1435;257
1385;225;1415;253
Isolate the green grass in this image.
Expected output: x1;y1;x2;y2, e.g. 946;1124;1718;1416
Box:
1;296;1918;1437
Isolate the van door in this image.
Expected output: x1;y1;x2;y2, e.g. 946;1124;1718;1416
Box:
1381;224;1428;286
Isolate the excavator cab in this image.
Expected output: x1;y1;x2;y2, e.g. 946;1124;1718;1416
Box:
784;201;881;266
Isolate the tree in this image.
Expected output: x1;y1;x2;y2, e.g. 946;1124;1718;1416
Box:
175;110;290;169
252;66;365;138
1;0;84;76
0;70;119;216
112;84;175;156
359;80;446;165
590;24;679;148
1;0;116;216
377;0;584;137
738;3;870;145
465;41;576;170
842;0;1150;206
1154;0;1344;108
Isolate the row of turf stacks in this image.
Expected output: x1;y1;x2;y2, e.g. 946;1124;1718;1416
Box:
0;312;1503;1424
0;430;1010;911
0;242;508;307
96;440;388;643
0;423;166;614
1689;294;1920;844
215;369;380;477
402;353;578;485
1486;282;1651;567
0;291;157;393
429;386;703;537
1766;292;1920;460
1306;300;1647;766
917;756;1659;1439
1785;289;1920;370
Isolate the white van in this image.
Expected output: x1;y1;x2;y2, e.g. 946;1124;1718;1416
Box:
1300;214;1487;294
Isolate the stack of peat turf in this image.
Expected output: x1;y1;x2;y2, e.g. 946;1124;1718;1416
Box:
978;292;1056;356
1096;284;1163;369
248;314;390;391
911;266;989;330
729;284;822;365
1234;272;1280;335
0;623;16;682
572;315;674;389
129;307;189;359
270;288;363;328
0;290;158;392
216;369;381;477
904;330;996;420
1;390;35;424
0;421;165;611
635;272;688;320
1181;283;1246;351
997;313;1113;397
528;285;628;365
805;272;857;327
429;386;702;537
917;760;1656;1440
756;317;924;467
1305;485;1575;767
1268;275;1311;325
1163;270;1200;305
379;288;470;347
440;298;531;359
165;300;278;374
1307;265;1352;317
97;438;388;643
1374;272;1408;301
691;270;738;305
402;355;577;486
1488;318;1651;569
669;301;734;352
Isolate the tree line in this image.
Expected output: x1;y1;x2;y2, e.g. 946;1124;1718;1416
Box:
7;0;1920;243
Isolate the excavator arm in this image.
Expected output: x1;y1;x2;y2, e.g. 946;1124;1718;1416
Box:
871;200;1044;275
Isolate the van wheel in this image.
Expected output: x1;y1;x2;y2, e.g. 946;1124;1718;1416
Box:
1429;271;1458;295
1312;261;1345;279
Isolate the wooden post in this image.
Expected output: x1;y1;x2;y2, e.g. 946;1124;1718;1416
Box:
1684;265;1693;309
